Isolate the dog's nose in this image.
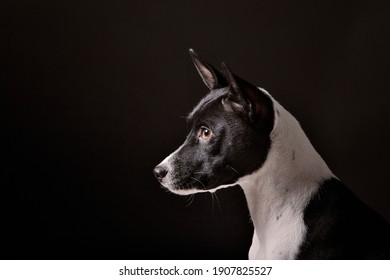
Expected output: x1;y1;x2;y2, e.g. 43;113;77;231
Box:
153;165;168;181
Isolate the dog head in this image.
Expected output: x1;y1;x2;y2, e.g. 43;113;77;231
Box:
154;49;275;195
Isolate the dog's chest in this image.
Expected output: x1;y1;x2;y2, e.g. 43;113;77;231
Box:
249;199;307;259
241;172;319;260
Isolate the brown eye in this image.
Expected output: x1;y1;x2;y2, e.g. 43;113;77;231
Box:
198;126;212;141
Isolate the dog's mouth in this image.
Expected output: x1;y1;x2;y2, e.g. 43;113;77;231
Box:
160;175;211;195
154;160;241;195
165;185;210;196
160;171;240;196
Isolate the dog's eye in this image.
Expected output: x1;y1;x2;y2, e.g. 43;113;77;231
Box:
198;126;212;141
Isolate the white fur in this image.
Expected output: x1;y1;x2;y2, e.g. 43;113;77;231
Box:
237;90;334;259
157;143;183;193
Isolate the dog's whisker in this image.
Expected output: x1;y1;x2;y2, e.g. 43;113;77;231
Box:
210;191;215;213
212;192;222;213
209;192;222;213
185;194;195;207
189;176;206;189
230;166;239;175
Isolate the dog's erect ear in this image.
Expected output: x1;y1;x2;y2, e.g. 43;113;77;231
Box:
189;49;227;90
221;62;273;130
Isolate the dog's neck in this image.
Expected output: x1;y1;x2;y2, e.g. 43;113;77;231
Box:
237;95;334;259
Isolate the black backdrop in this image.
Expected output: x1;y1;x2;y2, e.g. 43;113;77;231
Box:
2;0;389;259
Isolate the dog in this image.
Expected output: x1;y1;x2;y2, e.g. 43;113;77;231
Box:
153;49;390;259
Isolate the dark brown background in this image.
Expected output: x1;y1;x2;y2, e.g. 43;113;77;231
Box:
1;0;389;259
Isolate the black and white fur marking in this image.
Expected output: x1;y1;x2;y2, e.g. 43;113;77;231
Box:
153;49;390;259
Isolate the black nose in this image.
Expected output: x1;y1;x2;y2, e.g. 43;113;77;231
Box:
153;165;168;181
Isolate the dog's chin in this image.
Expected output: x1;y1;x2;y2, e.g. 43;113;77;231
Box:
161;183;209;196
168;187;209;196
162;181;237;196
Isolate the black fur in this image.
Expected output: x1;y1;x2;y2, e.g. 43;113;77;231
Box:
169;86;274;191
154;50;274;193
298;178;390;259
